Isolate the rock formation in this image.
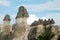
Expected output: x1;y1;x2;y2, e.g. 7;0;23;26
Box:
16;6;29;18
37;19;43;25
0;6;59;40
1;14;13;40
3;14;11;21
28;27;37;40
50;18;55;24
13;6;29;40
31;21;38;26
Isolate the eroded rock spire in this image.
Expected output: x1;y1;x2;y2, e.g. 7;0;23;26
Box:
3;14;10;21
16;6;29;18
37;19;43;25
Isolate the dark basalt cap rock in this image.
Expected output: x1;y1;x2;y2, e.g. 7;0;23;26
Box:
16;6;29;18
43;19;48;26
3;14;10;21
31;21;38;26
37;19;43;25
47;18;51;24
37;19;40;24
50;18;55;24
47;18;55;24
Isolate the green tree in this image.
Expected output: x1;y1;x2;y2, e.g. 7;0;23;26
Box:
36;31;55;40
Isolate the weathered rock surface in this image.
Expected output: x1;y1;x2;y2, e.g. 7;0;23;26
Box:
16;6;29;18
28;27;37;40
3;14;10;21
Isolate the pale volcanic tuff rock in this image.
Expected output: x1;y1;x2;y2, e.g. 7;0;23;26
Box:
3;14;11;28
2;14;11;36
1;14;12;40
13;6;29;40
16;6;29;18
12;23;26;40
13;24;26;33
1;25;13;40
0;6;58;40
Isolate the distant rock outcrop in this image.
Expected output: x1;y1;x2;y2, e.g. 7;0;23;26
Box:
50;18;55;24
37;19;43;25
43;19;48;26
31;21;38;26
3;14;10;21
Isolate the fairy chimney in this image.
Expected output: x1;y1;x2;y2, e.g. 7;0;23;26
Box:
2;14;11;37
3;14;11;26
16;6;29;25
37;19;43;25
13;6;29;40
50;18;55;25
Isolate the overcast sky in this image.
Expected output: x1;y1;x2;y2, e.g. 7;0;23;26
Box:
0;0;60;25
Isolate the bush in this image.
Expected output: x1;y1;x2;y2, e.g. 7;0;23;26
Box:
36;30;55;40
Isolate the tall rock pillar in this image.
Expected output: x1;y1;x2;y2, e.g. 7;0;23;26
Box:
2;14;11;37
13;6;29;40
3;14;11;26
